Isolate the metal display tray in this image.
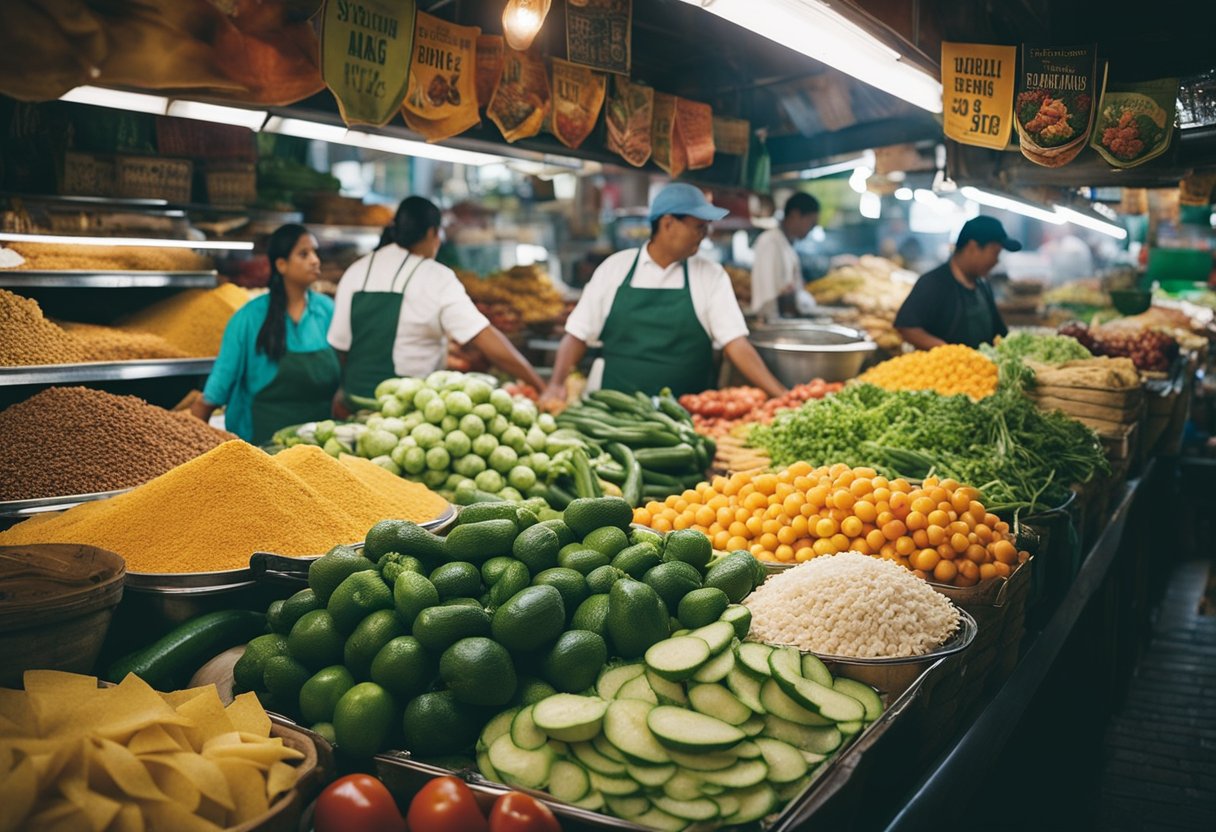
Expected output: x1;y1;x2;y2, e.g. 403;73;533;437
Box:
0;270;218;288
0;358;215;386
0;488;130;517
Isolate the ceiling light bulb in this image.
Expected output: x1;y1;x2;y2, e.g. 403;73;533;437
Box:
894;187;913;200
502;0;552;51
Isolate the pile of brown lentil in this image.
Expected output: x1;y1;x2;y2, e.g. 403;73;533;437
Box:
0;289;87;365
59;322;188;361
0;387;234;501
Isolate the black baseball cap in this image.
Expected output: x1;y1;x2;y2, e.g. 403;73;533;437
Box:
957;216;1022;251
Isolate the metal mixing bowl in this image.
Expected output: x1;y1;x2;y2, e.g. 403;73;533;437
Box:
748;323;877;385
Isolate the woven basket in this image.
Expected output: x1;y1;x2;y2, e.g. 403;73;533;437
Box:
205;163;258;206
114;155;193;202
60;151;116;196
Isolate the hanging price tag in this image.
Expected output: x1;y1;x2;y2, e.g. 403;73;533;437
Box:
941;42;1016;150
321;0;417;127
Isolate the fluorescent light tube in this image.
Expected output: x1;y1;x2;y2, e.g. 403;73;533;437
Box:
1053;206;1128;240
859;191;881;219
167;100;267;131
894;187;913;200
263;116;501;167
678;0;942;112
913;188;938;204
0;232;253;251
60;86;168;115
959;186;1065;225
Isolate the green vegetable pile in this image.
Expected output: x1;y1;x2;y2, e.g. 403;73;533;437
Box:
748;382;1108;514
983;332;1092;366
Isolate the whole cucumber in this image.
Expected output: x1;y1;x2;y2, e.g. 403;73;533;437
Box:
106;609;266;690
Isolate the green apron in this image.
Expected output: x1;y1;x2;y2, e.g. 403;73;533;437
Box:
250;347;342;445
600;249;716;397
950;281;999;348
343;249;425;401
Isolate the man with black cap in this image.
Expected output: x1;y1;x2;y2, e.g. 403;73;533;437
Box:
894;216;1019;350
539;183;787;407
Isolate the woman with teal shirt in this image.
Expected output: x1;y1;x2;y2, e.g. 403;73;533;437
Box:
192;224;340;443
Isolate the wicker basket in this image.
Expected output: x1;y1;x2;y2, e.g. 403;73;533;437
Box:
205;163;258;206
60;151;116;196
114;155;193;202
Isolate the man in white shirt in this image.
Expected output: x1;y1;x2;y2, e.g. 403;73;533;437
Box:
539;183;787;407
750;192;819;321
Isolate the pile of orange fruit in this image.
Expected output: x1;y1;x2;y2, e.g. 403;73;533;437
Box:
859;343;998;399
633;462;1030;587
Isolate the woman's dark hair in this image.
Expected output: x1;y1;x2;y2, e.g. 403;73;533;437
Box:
384;196;442;249
256;223;311;361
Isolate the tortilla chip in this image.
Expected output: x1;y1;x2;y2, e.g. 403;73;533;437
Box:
141;752;234;810
265;760;298;801
173;688;234;751
138;800;225;832
160;686;217;709
59;777;122;832
206;735;300;768
0;754;37;832
224;693;271;737
109;804;145;832
194;796;229;828
0;688;35;735
142;758;201;812
25;799;88;832
127;724;185;756
92;739;166;802
216;759;270;825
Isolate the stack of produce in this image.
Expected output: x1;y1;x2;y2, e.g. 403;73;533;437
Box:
228;498;768;764
679;380;844;438
0;386;232;501
805;256;914;350
858;344;999;399
1043;280;1109;310
1021;356;1145;455
1058;321;1178;372
458;265;566;325
748;382;1108;514
983;331;1093;366
1;241;212;271
634;462;1029;585
118;283;250;356
0;440;448;572
0;672;303;832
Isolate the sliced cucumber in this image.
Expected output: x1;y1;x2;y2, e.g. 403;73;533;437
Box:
700;782;726;796
625;762;676;787
510;705;548;750
570;790;605;811
488;734;554;789
548;739;568;757
647;706;746;753
549;759;591;802
691;646;735;683
699;758;769;788
726;666;766;714
687;621;734;655
593;734;627;762
662;770;704;800
589;769;640;796
531;694;608;742
666;748;737;772
603;699;670;765
652;795;719;821
837;720;864;736
768;646;803;681
759;678;832;726
739;715;766;737
645;668;689;707
596;662;645;700
688;683;751;726
754;737;809;784
645;635;711;682
737;642;774;676
770;666;865;723
571;741;627;775
616;674;659;705
776;779;808;802
633;807;686;832
725;783;778;824
720;604;752;640
605;795;650;819
480;706;520;749
801;749;828;765
833;677;884;722
801;652;833;687
476;748;500;783
712;793;740;818
762;714;842;754
734;739;761;758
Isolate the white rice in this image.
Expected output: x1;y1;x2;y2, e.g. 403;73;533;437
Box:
744;551;960;658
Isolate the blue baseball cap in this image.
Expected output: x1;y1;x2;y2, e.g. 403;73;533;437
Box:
648;183;729;222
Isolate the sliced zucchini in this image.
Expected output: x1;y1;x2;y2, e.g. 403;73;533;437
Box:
588;769;640;796
801;652;833;687
531;694;608;742
726;666;766;714
662;770;705;800
602;699;670;765
771;668;865;723
720;604;752;640
571;741;627;775
645;668;689;707
688;683;751;726
570;790;605;811
480;707;520;749
699;758;769;788
762;713;842;754
616;674;659;705
596;662;645;700
739;715;766;737
725;783;778;825
691;646;736;683
645;635;711;682
510;705;548;750
593;734;627;762
652;795;719;821
625;762;676;787
666;748;737;772
754;737;809;784
736;642;774;677
712;793;741;818
687;621;734;655
833;677;884;722
632;807;686;832
548;759;591;802
604;795;650;819
759;678;832;726
647;706;746;753
488;734;554;790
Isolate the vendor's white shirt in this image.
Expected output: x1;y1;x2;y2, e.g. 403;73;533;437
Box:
328;243;490;377
750;227;802;319
565;246;750;350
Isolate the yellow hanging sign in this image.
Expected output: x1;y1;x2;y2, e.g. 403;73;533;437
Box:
941;42;1017;150
320;0;417;127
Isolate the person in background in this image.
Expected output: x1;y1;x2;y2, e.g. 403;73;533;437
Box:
750;192;820;321
192;224;339;443
328;196;545;414
894;216;1016;350
539;183;788;407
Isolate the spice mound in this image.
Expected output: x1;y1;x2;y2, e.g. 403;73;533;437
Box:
118;283;250;356
745;551;960;658
0;387;232;501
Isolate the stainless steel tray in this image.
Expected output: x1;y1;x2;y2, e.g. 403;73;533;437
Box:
0;270;218;288
0;488;130;517
0;358;216;386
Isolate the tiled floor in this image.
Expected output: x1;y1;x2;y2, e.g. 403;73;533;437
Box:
1097;559;1216;831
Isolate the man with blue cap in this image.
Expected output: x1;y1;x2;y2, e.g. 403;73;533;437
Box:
540;183;787;405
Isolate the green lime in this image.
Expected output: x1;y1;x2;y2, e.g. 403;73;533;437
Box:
308;545;377;604
541;630;608;693
262;655;310;714
481;556;517;587
585;565;625;595
611;544;662;580
515;675;558;706
278;588;322;633
233;633;289;693
582;526;630;558
457;503;521;527
299;665;356;725
266;600;287;634
491;585;566;652
570;594;612;645
377;553;425;585
539;519;576;548
643;560;703;615
393;571;440;629
327;570;393;634
311;722;337;745
287;610;345;671
663;529;712;571
606;579;669;659
531;568;589;620
344;609;405;679
557;549;610;576
439;637;517;707
564;497;633;538
370;636;434;700
333;682;398;757
630;527;665;553
443;597;484;608
703;554;756;604
512;524;561;574
412;605;492;653
364;520;447;568
445;519;518;564
402;690;482;757
489;561;530;607
429;562;483;601
515;507;539;531
677;587;730;629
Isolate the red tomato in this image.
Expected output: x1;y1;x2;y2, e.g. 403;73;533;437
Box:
314;774;406;832
407;776;489;832
488;792;561;832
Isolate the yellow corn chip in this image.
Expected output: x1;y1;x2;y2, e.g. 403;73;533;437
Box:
215;759;270;826
24;669;100;698
138;800;225;832
200;731;242;753
91;739;166;803
31;739;86;790
0;754;37;832
265;760;298;802
25;799;87;832
142;758;201;811
140;752;233;811
0;689;33;736
109;803;145;832
224;693;271;737
59;777;122;832
205;736;300;768
126;724;182;756
194;796;229;828
160;686;215;709
173;688;233;751
160;724;192;751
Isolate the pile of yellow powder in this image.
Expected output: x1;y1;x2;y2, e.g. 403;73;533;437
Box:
118;283;250;356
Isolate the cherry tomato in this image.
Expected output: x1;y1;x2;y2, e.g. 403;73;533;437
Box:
407;776;488;832
488;792;561;832
314;774;406;832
